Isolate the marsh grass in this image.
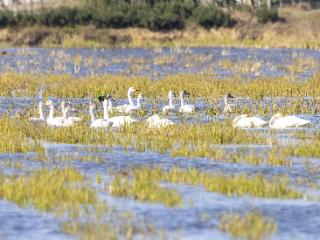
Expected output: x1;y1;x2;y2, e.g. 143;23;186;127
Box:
0;168;98;217
113;167;302;199
219;211;277;240
0;116;268;160
1;72;320;101
109;174;182;207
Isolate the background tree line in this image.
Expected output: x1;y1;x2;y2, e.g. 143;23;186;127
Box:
0;0;280;30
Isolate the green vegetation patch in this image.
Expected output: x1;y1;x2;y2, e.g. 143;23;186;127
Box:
1;72;320;100
0;168;98;217
112;167;302;199
219;211;277;240
109;173;182;207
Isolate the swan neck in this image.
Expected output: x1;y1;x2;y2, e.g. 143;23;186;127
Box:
62;107;68;119
61;101;65;114
169;94;173;107
136;97;141;107
89;107;96;121
269;114;279;126
48;105;54;119
223;95;228;105
128;91;134;106
39;102;45;120
103;100;109;120
180;94;184;106
108;99;113;110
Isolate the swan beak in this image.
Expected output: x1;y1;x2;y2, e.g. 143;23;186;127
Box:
184;91;190;96
106;95;113;100
135;89;140;92
227;93;234;98
97;95;106;102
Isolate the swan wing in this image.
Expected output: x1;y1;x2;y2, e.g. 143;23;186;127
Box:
90;119;112;128
179;105;195;113
109;116;136;128
47;117;64;127
163;105;175;113
68;117;82;122
115;104;130;113
234;118;253;128
249;117;268;127
271;116;311;128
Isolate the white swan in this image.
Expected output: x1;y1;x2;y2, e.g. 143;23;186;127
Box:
114;87;138;113
125;93;143;113
46;100;75;127
162;91;175;113
61;100;82;122
269;113;311;129
179;90;195;113
223;93;235;113
106;97;137;128
30;101;45;123
233;114;268;128
89;101;113;129
146;114;174;128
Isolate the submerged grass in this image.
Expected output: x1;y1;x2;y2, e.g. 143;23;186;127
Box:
219;211;277;240
112;167;302;199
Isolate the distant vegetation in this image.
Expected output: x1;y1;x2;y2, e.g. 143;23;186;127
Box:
0;0;280;31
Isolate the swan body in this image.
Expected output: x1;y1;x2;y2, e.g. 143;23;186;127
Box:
179;90;195;113
223;93;234;113
61;101;82;122
125;93;143;113
105;98;137;128
269;113;311;129
163;91;175;113
104;96;137;127
109;116;137;128
89;101;113;129
114;87;137;113
147;114;174;128
30;101;45;123
233;114;268;128
46;100;72;127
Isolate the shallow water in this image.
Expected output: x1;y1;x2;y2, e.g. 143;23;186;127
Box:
1;47;320;239
1;47;319;79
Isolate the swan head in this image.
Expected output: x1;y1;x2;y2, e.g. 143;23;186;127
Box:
45;99;54;106
269;113;283;126
128;87;138;94
63;103;72;115
137;93;143;100
168;91;175;97
223;93;234;105
226;93;234;98
89;102;96;111
180;90;190;98
97;94;113;102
